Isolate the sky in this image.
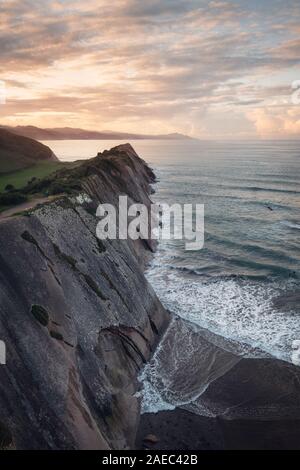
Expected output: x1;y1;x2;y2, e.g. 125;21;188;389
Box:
0;0;300;139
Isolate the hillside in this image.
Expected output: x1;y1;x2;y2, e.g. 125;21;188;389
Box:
0;128;58;174
1;125;195;141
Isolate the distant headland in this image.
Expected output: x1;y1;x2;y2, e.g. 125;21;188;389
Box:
0;125;196;141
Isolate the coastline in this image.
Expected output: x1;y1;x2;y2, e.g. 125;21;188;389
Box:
136;315;300;450
137;404;300;450
136;409;223;450
0;141;299;450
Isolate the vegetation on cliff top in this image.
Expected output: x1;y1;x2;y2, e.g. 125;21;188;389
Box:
0;128;67;211
0;161;67;193
0;144;141;212
0;159;81;210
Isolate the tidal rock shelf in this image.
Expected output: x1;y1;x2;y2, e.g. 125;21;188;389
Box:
137;317;300;450
0;144;169;450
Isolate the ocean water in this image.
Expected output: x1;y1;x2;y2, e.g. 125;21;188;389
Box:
46;139;300;413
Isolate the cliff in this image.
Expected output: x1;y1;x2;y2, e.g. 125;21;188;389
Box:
0;128;57;174
0;144;169;449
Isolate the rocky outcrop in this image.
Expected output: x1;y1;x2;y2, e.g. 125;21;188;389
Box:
137;318;300;450
0;128;57;174
0;144;169;449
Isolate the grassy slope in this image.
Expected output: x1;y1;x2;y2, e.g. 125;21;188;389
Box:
0;161;67;193
0;129;68;212
0;149;34;173
0;127;57;175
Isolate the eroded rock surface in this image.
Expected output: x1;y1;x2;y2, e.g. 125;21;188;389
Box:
0;144;169;449
137;317;300;450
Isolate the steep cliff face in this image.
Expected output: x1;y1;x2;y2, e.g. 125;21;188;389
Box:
0;144;169;450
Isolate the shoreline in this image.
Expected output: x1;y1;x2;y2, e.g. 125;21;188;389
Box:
135;315;300;450
136;408;223;450
136;405;300;450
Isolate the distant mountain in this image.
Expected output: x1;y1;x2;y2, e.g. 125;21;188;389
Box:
0;125;195;141
0;128;57;174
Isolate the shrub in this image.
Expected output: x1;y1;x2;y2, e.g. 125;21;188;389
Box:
47;183;68;195
0;192;27;206
23;178;51;195
4;184;15;192
26;177;37;186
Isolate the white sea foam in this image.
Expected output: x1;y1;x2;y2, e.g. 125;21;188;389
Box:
136;379;176;414
280;220;300;230
138;318;221;415
148;269;299;361
138;268;300;414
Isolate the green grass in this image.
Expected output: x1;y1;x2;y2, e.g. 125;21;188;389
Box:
0;161;68;193
0;148;33;173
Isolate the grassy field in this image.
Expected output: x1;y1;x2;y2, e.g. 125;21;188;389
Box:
0;161;68;193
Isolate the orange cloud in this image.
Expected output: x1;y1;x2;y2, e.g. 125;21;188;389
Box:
0;0;300;138
247;107;300;137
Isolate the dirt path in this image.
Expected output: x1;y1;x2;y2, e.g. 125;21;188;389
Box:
0;196;57;220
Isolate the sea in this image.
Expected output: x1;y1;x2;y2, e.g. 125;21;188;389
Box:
44;139;300;413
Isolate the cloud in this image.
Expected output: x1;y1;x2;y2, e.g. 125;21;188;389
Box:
0;0;300;137
247;107;300;137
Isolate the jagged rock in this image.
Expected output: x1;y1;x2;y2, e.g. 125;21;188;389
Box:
137;318;300;450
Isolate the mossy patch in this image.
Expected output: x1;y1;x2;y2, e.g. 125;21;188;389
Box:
84;274;107;301
31;305;49;327
22;231;50;262
53;243;77;269
21;230;38;246
50;330;64;341
97;239;106;253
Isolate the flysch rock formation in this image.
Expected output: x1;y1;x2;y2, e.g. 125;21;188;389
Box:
0;144;169;450
137;317;300;450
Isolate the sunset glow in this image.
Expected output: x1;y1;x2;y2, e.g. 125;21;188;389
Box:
1;0;300;138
